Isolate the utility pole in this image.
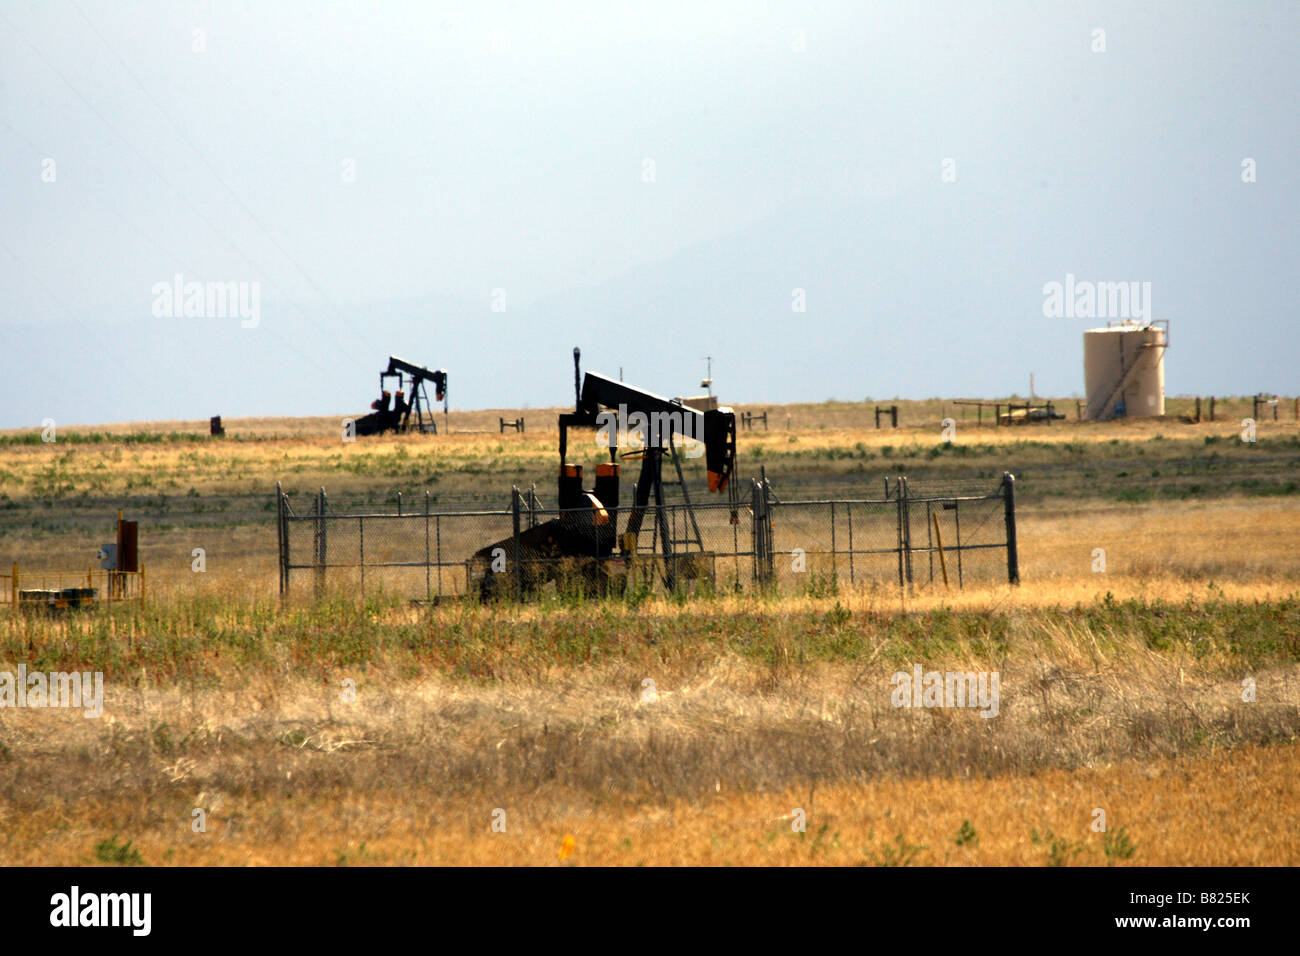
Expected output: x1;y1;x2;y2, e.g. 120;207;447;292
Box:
701;356;713;397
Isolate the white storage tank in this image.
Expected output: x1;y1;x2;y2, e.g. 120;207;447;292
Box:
1083;321;1167;420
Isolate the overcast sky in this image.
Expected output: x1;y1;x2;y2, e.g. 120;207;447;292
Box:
1;1;1296;428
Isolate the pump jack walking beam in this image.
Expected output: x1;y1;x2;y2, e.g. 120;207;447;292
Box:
557;348;737;570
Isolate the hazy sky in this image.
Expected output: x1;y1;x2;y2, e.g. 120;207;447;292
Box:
1;1;1296;428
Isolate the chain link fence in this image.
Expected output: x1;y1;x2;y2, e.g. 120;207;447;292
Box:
276;474;1019;602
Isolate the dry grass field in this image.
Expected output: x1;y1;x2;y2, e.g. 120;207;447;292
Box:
1;397;1298;866
8;743;1295;866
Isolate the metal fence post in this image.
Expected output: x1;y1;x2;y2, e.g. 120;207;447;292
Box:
276;482;285;598
424;490;431;602
895;482;905;588
763;468;774;582
1002;472;1020;585
902;476;913;587
314;487;327;597
511;485;523;600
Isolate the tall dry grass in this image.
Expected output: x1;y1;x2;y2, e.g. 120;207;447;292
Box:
7;742;1295;866
2;587;1298;864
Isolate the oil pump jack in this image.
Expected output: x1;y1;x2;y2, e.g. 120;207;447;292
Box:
472;348;738;600
354;356;448;436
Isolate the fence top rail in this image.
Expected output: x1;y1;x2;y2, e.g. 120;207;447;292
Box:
774;493;1002;506
285;509;514;520
890;493;1004;504
285;560;474;570
280;494;1004;523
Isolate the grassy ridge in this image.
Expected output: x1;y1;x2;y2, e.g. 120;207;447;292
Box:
3;411;1299;514
6;591;1297;686
0;431;214;446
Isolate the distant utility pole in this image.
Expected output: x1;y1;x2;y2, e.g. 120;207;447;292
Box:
701;356;713;397
1030;373;1035;403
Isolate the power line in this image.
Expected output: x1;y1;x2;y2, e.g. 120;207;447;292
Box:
0;119;336;382
0;8;353;368
0;8;347;382
65;0;372;355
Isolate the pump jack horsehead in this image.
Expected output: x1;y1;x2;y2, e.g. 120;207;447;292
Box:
472;347;738;600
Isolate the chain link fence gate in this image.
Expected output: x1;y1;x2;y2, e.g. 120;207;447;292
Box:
275;474;1019;601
